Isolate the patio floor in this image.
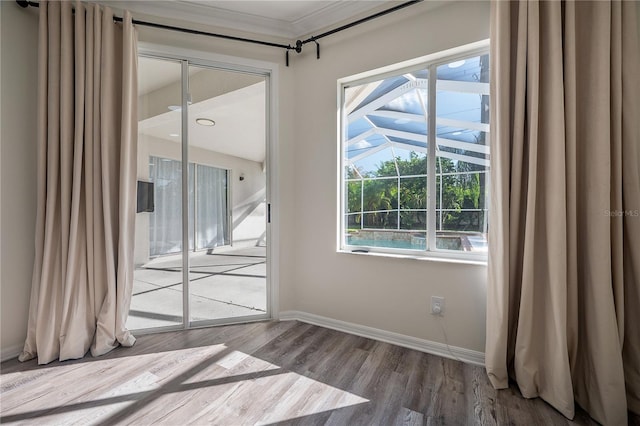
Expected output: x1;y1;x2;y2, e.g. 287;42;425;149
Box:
126;246;267;331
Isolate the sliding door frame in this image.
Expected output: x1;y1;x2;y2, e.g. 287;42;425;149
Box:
135;43;279;334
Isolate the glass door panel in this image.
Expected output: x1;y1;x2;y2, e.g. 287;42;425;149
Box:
128;56;184;330
187;64;268;324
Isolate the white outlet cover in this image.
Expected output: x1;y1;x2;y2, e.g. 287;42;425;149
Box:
431;296;445;315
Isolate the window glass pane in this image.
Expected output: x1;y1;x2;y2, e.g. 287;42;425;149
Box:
343;70;430;251
186;64;267;324
131;56;184;331
435;54;489;253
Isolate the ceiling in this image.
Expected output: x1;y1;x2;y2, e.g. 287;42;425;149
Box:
107;0;392;39
139;81;266;163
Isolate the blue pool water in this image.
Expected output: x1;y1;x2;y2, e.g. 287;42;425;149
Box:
347;237;420;250
347;235;465;251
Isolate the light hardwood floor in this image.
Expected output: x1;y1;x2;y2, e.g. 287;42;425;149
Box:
0;321;635;425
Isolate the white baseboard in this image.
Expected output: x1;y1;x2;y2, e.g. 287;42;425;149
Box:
279;310;485;367
1;344;23;363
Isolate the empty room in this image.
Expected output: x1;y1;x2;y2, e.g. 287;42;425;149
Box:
1;0;639;424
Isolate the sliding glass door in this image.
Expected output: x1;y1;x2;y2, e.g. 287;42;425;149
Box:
128;55;269;332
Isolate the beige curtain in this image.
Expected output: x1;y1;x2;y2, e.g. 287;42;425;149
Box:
19;0;138;365
486;1;640;425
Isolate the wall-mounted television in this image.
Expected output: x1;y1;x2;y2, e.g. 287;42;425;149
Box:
136;180;154;213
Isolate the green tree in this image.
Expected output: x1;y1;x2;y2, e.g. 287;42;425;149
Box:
347;151;482;232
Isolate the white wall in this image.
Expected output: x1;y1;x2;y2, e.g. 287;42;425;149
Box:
0;2;39;359
290;1;491;352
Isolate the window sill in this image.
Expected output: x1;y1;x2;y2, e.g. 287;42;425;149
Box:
337;247;488;266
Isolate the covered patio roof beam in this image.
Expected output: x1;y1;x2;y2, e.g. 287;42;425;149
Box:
346;128;376;146
436;117;489;133
365;110;490;134
367;110;424;123
366;128;489;155
348;82;417;123
345;80;382;115
347;142;392;163
390;142;489;167
436;137;489;154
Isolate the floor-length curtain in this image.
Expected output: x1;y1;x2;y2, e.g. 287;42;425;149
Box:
486;1;640;425
19;0;138;365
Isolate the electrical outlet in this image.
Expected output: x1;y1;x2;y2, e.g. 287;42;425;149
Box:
431;296;445;316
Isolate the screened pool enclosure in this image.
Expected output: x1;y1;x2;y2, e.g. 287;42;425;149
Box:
341;52;489;254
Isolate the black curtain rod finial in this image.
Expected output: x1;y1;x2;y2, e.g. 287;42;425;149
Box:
16;0;31;8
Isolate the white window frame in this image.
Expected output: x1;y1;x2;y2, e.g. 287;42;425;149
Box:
337;40;490;263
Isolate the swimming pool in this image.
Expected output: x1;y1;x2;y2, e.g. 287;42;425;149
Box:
347;235;464;251
347;237;420;250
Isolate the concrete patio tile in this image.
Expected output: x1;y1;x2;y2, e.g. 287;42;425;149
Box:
127;246;267;330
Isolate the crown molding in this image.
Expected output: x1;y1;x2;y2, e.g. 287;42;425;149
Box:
102;1;394;40
290;1;389;38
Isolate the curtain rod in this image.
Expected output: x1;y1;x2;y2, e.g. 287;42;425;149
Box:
16;0;423;67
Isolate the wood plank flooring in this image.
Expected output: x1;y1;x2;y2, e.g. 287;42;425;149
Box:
0;320;633;425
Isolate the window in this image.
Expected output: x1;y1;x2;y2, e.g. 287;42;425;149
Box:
339;47;489;260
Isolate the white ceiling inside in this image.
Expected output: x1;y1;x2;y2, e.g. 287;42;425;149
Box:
139;81;266;163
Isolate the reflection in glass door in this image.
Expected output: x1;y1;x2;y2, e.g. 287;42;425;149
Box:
127;55;269;332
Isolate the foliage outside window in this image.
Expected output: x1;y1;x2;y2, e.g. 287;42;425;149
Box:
340;49;489;259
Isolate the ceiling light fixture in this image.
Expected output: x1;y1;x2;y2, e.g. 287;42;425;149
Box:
196;118;216;127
